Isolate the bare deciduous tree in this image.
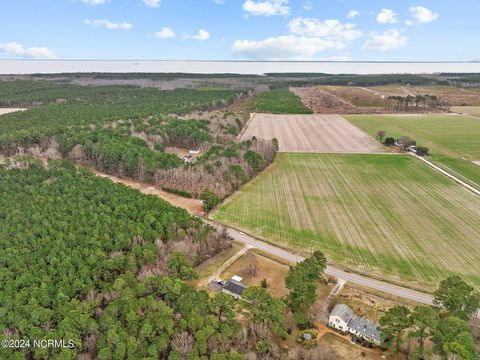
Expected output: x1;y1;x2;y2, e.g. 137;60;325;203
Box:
171;332;194;358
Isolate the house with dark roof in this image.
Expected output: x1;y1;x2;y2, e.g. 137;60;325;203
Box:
329;304;381;346
222;276;247;299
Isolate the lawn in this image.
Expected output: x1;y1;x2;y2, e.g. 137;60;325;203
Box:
247;89;313;114
221;250;302;298
213;153;480;289
318;334;389;360
345;114;480;187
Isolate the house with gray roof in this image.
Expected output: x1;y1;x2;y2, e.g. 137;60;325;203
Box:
329;304;381;346
222;276;247;299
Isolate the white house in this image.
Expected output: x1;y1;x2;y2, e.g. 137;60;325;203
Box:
329;304;381;346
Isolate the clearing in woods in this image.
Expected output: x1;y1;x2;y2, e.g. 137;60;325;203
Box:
212;153;480;289
239;114;382;153
94;170;205;216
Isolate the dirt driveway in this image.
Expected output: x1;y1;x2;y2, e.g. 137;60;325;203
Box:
94;170;205;216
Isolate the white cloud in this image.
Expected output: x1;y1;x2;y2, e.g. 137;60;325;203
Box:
377;8;397;24
231;16;363;60
184;29;211;41
0;41;58;59
303;2;313;11
154;27;176;39
143;0;161;7
405;20;413;26
85;19;133;30
81;0;109;5
363;30;407;52
288;17;362;42
193;29;210;41
346;10;359;19
410;6;438;23
231;35;342;60
242;0;290;17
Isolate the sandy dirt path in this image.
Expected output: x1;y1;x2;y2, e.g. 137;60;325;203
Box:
199;245;253;287
412;154;480;196
0;108;26;115
239;114;382;153
93;169;205;216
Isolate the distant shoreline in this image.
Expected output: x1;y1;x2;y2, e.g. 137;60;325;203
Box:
2;60;480;75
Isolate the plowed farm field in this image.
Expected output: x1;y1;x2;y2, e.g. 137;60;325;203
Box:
213;153;480;288
239;114;381;153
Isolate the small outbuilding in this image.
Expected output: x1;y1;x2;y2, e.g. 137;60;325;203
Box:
222;276;247;299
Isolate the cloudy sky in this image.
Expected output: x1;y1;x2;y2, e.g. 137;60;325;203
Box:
0;0;478;61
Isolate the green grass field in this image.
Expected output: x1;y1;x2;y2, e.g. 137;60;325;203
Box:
345;114;480;187
213;153;480;288
247;89;313;114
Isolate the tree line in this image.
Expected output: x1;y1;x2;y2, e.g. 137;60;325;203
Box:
384;95;448;112
380;276;480;359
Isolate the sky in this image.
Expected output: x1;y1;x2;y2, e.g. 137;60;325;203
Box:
0;0;479;62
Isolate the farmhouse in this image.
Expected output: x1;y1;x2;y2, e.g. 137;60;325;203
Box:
222;275;247;299
329;304;381;346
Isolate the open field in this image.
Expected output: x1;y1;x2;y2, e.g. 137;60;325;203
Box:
345;114;480;159
317;86;385;107
213;153;480;288
247;89;313;114
356;85;480;106
292;85;480;114
291;86;384;114
414;85;480;106
451;105;480;117
345;114;480;186
239;114;382;153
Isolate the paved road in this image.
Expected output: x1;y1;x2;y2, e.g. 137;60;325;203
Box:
87;163;480;313
206;220;434;305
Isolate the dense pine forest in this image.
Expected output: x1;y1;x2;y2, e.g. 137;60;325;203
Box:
0;79;277;199
0;78;283;359
0;160;299;359
0;160;237;359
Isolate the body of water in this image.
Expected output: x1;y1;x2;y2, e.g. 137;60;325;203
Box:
1;60;480;74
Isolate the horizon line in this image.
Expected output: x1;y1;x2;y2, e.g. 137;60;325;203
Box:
1;59;479;64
